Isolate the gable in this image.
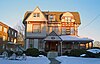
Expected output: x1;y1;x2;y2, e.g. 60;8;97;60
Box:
44;31;62;41
26;7;47;21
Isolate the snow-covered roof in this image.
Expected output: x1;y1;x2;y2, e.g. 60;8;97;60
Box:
60;35;93;42
87;49;100;54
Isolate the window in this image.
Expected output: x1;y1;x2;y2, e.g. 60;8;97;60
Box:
38;39;43;49
0;25;2;31
14;39;17;44
3;36;6;41
62;27;66;35
15;32;17;37
8;30;10;33
70;27;74;34
12;31;13;35
33;13;36;17
29;39;34;48
11;38;13;42
4;27;7;33
33;13;40;17
8;37;10;41
37;13;40;17
32;24;41;32
49;15;54;21
52;27;59;34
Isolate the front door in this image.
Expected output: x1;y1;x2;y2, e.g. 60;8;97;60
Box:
45;41;59;51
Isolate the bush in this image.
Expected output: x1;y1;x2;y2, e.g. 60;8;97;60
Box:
0;49;4;55
15;51;23;56
6;50;14;57
25;48;39;57
63;51;70;56
70;49;86;57
85;51;100;58
39;51;47;56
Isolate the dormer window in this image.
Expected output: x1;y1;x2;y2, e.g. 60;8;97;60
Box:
49;15;54;21
33;13;40;17
49;15;55;21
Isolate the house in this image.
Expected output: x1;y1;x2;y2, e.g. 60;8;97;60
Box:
23;6;93;54
0;21;18;50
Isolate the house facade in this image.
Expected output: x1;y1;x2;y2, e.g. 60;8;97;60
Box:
23;7;93;53
0;22;18;49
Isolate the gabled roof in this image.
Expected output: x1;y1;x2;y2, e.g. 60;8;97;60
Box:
23;7;81;24
44;31;62;41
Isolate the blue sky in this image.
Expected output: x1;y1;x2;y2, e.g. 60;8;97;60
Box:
0;0;100;41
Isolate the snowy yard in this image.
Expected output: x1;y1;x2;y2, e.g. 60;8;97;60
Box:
56;56;100;64
0;56;50;64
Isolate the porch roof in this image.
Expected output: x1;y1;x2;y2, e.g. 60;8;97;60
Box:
60;35;93;42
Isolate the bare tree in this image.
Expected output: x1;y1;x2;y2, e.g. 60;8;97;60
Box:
14;21;25;46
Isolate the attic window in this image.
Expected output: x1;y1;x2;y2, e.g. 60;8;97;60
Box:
33;13;36;17
33;13;40;17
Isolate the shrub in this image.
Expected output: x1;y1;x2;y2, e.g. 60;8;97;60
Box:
25;48;39;57
0;49;4;55
63;51;70;56
85;51;100;58
6;50;14;57
39;51;47;56
70;49;86;57
15;51;23;56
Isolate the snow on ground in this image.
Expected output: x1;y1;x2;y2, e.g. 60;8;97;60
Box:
0;56;50;64
56;56;100;64
87;49;100;53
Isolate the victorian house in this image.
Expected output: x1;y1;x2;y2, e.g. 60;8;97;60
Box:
23;7;93;53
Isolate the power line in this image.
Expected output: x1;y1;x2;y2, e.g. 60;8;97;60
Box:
79;14;100;30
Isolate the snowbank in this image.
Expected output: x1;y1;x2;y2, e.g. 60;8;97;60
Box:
56;56;100;64
0;56;50;64
87;49;100;54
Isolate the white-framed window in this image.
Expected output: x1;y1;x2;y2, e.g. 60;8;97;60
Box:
32;24;41;33
33;13;40;17
70;27;74;34
62;27;66;35
52;27;59;34
14;39;17;44
11;38;13;42
49;15;55;21
0;25;2;31
3;36;6;41
4;27;7;33
15;32;17;37
29;39;34;48
12;31;14;35
38;39;43;49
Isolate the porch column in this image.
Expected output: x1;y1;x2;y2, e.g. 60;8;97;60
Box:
60;41;62;56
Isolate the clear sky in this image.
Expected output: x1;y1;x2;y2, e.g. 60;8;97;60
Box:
0;0;100;41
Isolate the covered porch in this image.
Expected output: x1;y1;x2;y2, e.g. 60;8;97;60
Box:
43;31;94;55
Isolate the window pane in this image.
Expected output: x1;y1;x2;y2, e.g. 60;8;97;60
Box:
37;13;40;17
33;24;40;32
4;27;7;33
0;25;2;31
33;13;36;17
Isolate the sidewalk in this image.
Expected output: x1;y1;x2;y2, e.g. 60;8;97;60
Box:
49;58;61;64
